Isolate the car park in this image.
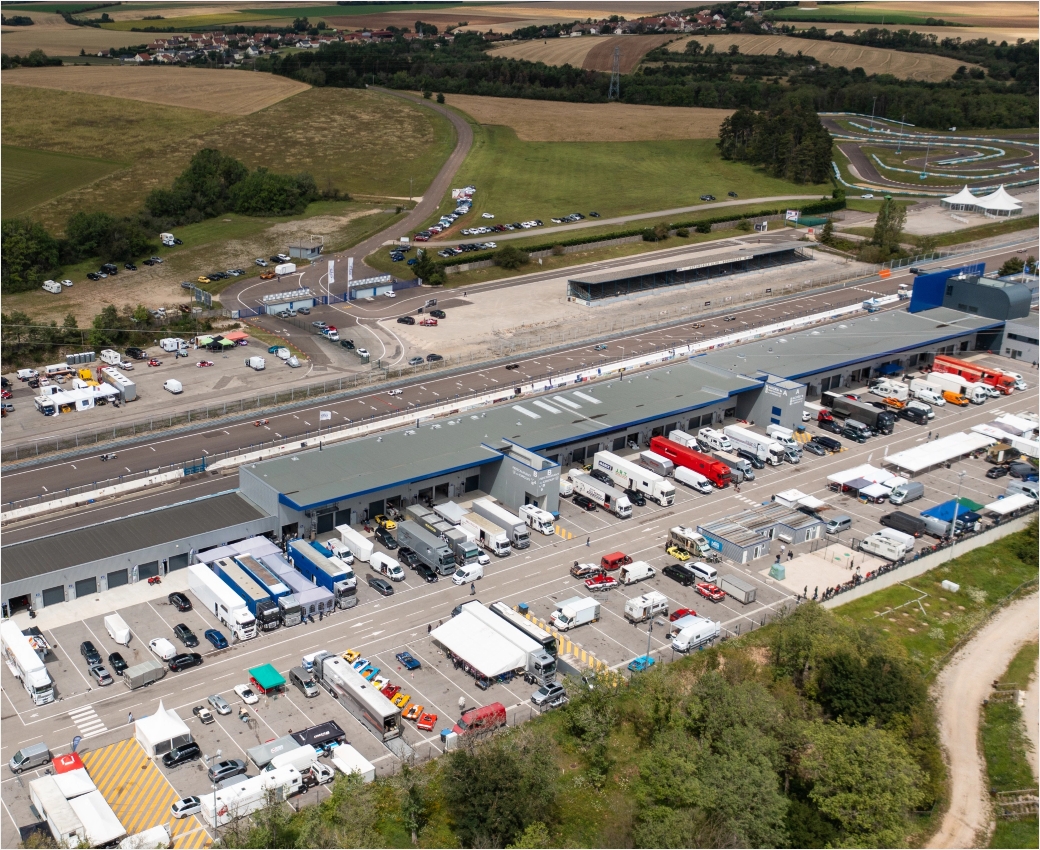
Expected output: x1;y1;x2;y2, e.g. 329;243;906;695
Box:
368;575;394;596
174;623;198;647
204;628;228;649
192;706;215;725
169;653;203;672
168;592;192;611
234;684;258;704
162;743;202;768
208;694;232;715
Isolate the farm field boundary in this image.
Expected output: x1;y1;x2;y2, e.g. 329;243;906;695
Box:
1;145;124;217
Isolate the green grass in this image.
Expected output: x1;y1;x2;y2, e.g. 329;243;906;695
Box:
435;121;829;233
991;818;1040;849
765;7;967;26
835;522;1038;677
1;145;124;217
845;197;917;213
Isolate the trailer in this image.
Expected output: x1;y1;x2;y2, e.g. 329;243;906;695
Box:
472;499;530;549
235;554;305;626
569;473;633;518
624;591;669;623
287;540;357;608
210;557;280;630
396;521;457;576
518;503;556;535
1;621;55;705
103;613;132;646
30;776;86;847
122;659;167;690
331;744;376;783
920;372;989;405
822;392;896;433
489;601;558;658
460;512;511;557
723;425;784;466
313;654;401;740
266;559;336;617
247;734;301;769
859;533;907;562
648;437;731;487
719;575;756;604
458;602;556;684
187;563;257;640
549;597;600;631
336;525;375;563
433;501;468;526
200;765;303;828
933;354;1016;395
592;450;675;506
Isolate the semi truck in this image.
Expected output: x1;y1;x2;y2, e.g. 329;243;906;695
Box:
472;499;530;549
444;526;484;567
593;450;675;506
460;512;511;557
311;653;402;740
433;502;468;526
722;425;784;466
122;659;167;690
458;602;556;684
923;371;989;404
933;354;1016;395
1;621;55;705
647;438;731;488
821;392;896;434
569;473;633;518
234;555;301;627
210;557;281;631
396;521;457;576
489;601;558;658
519;503;556;535
187;563;257;640
288;540;358;608
336;525;374;563
549;597;600;631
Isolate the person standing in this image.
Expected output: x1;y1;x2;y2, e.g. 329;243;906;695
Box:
458;696;466;715
586;537;590;547
128;712;133;724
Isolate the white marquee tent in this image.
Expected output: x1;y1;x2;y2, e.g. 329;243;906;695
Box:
940;185;978;210
135;701;192;757
884;432;996;474
973;185;1023;217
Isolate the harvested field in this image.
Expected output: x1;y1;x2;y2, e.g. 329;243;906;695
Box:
1;66;310;115
781;23;1038;43
446;93;732;142
467;3;675;20
489;37;599;68
583;34;676;72
668;34;972;81
490;34;677;71
0;12;182;54
858;1;1036;27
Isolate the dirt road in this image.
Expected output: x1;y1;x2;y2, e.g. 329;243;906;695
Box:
1025;651;1039;781
929;593;1040;849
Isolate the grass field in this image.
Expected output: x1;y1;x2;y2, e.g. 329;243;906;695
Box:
1;85;454;227
443;93;732;142
488;37;599;68
1;67;310;114
0;11;186;54
1;145;124;217
668;34;970;80
767;0;1036;28
490;34;676;72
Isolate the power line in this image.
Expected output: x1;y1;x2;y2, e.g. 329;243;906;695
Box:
608;46;620;102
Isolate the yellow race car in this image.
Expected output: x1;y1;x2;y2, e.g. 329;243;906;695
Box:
374;514;396;531
666;544;691;561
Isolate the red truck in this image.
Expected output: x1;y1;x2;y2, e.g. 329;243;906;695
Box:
649;436;731;488
932;354;1015;395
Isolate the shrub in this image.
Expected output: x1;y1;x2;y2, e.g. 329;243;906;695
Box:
550;244;565;256
493;244;529;269
676;227;689;237
695;222;712;234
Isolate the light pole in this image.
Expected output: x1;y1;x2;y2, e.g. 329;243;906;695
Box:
207;748;221;832
950;470;966;553
869;96;877;129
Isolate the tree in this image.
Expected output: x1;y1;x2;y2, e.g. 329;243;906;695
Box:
412;251;444;285
506;821;552;849
820;218;835;244
817;650;926;726
395;764;430;845
1;218;60;293
800;721;926;847
436;92;445;103
493;244;529;270
871;196;906;251
998;256;1025;276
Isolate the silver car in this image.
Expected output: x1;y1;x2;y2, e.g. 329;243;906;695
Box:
531;682;566;706
207;694;232;715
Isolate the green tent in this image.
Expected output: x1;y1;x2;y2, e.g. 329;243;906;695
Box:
956;497;985;512
217;338;234;348
196;336;214;346
249;664;285;693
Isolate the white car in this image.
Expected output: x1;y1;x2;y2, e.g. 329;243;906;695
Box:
171;796;201;819
357;348;370;357
387;389;402;396
149;638;177;661
120;361;134;370
476;551;491;566
255;258;267;266
60;279;73;288
482;213;495;219
234;684;258;705
802;410;812;421
384;291;396;298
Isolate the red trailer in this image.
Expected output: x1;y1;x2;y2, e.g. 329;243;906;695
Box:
932;355;1015;394
649;437;731;488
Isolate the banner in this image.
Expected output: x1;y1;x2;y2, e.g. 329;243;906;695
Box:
327;259;335;286
72;735;82;753
785;209;800;221
319;411;332;422
347;257;354;283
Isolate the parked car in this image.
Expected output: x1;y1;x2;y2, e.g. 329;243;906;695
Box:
208;759;247;783
573;494;597;511
569;563;599;579
426;353;443;362
108;652;128;674
589;469;612;484
169;653;203;672
408;356;424;366
168;592;192;611
986;466;1009;479
531;682;566;706
666;544;691;561
663;564;696;586
89;665;113;686
430;309;446;319
398;547;420;568
374;514;396;530
624;487;646;506
374;527;397;549
368;575;394;596
416;562;439;583
696;582;726;602
255;258;268;266
234;684;258;704
171;797;201;818
396;651;421;670
803;441;827;456
1008;461;1037;480
208;694;232;715
585;573;618;592
204;629;228;649
669;607;697;622
162;743;202;768
192;706;215;725
628;655;655;673
174;624;199;647
397;316;415;325
80;641;102;666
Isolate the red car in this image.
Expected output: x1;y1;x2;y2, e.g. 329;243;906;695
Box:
669;607;697;622
585;573;618;592
417;712;438;732
147;358;162;367
696;583;726;602
0;389;12;399
381;683;401;699
419;317;438;326
196;360;214;368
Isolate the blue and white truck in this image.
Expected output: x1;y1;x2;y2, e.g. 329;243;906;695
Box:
288;540;358;609
211;557;282;631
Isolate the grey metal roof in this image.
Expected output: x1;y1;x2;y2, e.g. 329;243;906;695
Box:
247;360;762;510
1;492;267;582
568;242;804;285
695;306;1000;381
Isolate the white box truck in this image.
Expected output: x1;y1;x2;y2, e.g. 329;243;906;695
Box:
275;263;297;275
331;744;376;783
719;575;756;604
570;473;633;518
1;621;55;706
104;613;131;646
460;512;511;557
618;561;655;585
337;525;375;563
712;450;755;482
549;597;600;631
472;499;530;549
519;503;556;535
187;563;257;640
723;425;784;466
30;776;86;847
624;591;669;623
926;371;989;404
245;356;266;370
593;451;675;506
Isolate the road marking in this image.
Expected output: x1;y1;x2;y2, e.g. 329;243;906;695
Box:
68;705;108;738
554;525;574;540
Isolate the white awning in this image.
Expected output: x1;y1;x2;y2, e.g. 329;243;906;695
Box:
431;615;526;678
974;185;1022;211
859;483;890;500
68;790;126;847
827;464;895;486
994;413;1037;437
884;432;996;473
984;494;1036;515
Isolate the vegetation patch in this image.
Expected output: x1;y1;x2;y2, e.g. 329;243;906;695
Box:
1;145;123;218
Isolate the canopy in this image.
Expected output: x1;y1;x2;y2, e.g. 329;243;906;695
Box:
52;768;96;799
859;483;890;501
195;336;214;346
923;497;984;521
222;330;248;341
940;185;978;208
884;432;996;473
52;752;85;774
249;663;285;691
135;701;192;757
216;338;235;348
877;362;903;375
827;464;894;486
431;616;525;678
994;413;1037;437
974;184;1022;212
985;493;1036;515
68;790;125;847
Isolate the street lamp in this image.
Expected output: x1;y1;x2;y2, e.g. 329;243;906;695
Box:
950;470;967;553
869;96;877;129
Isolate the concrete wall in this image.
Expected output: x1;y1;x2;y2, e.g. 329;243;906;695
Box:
742;375;806;430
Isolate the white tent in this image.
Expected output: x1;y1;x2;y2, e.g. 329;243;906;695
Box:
52;768;96;800
884;432;996;473
858;483;890;502
431;615;526;678
993;413;1037;437
827;464;894;487
135;701;192;757
973;185;1022;217
940;185;977;210
68;790;126;847
984;493;1036;516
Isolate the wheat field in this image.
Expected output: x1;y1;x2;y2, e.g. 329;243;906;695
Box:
668;34;972;81
489;37;600;67
490;34;676;71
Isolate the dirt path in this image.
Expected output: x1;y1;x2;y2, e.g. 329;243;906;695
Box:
928;593;1040;849
1025;652;1039;781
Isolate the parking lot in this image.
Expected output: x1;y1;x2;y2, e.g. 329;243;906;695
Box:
2;357;1035;846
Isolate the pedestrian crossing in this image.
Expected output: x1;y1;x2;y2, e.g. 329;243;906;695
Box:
733;495;760;506
69;705;107;738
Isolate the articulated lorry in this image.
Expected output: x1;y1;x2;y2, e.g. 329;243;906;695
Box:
1;621;55;705
396;521;457;576
593;450;675;506
923;371;989;405
122;659;167;690
210;557;282;631
821;392;896;434
311;652;402;740
569;473;632;518
288;540;358;608
433;501;468;526
549;597;600;631
722;425;784;466
460;511;511;557
234;554;302;627
187;564;257;640
458;602;556;684
933;354;1015;395
444;526;485;566
472;499;530;549
648;437;731;487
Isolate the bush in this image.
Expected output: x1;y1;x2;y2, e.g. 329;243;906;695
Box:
695;222;712;234
436;92;445;103
676;227;689;237
737;218;753;232
1;218;61;294
493;244;529;269
551;244;565;256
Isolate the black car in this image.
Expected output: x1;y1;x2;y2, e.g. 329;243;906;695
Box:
589;211;600;217
269;255;281;263
812;435;842;452
624;487;646;507
802;441;826;456
505;363;520;370
340;339;355;350
108;652;128;674
426;353;443;362
162;742;202;768
700;194;716;201
174;623;199;647
899;407;928;425
367;575;394;596
124;262;137;271
101;263;118;275
589;469;612;485
397;316;415;325
819;419;844;435
125;347;147;360
430;309;446;319
168;591;192;612
398;547;420;568
169;653;203;672
80;641;102;665
416;562;439;583
736;449;765;470
142;259;156;267
728;191;738;198
985;465;1009;479
374;527;398;550
663;564;696;586
573;494;597;511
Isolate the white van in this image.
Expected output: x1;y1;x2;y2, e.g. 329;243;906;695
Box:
889;481;925;505
1006;480;1038;500
688;562;718;583
765;424;800;452
876;527;916;550
148;637;177;661
674;466;713;494
42;280;63;294
452;563;484;585
163;379;183;394
905;400;934;419
618;561;656;585
370;552;404;582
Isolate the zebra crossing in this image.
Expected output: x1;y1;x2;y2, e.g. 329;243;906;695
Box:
69;704;108;738
732;494;761;507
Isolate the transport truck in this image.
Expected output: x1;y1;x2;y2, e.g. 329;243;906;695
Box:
593;450;675;506
822;392;896;434
287;540;358;608
670;616;721;653
458;602;556;684
396;521;457;575
200;765;303;828
549;596;600;631
247;734;300;769
311;653;402;741
122;659;167;690
234;554;302;627
719;575;756;604
648;438;731;487
336;525;375;563
444;526;484;567
460;511;511;557
624;591;669;623
908;378;947;405
933;354;1016;395
711;449;755;482
1;621;55;705
210;557;281;630
569;473;633;518
639;450;674;477
472;499;530;549
489;601;558;658
405;504;436;526
618;561;656;585
722;425;784;466
924;371;989;405
433;501;468;526
519;503;556;535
